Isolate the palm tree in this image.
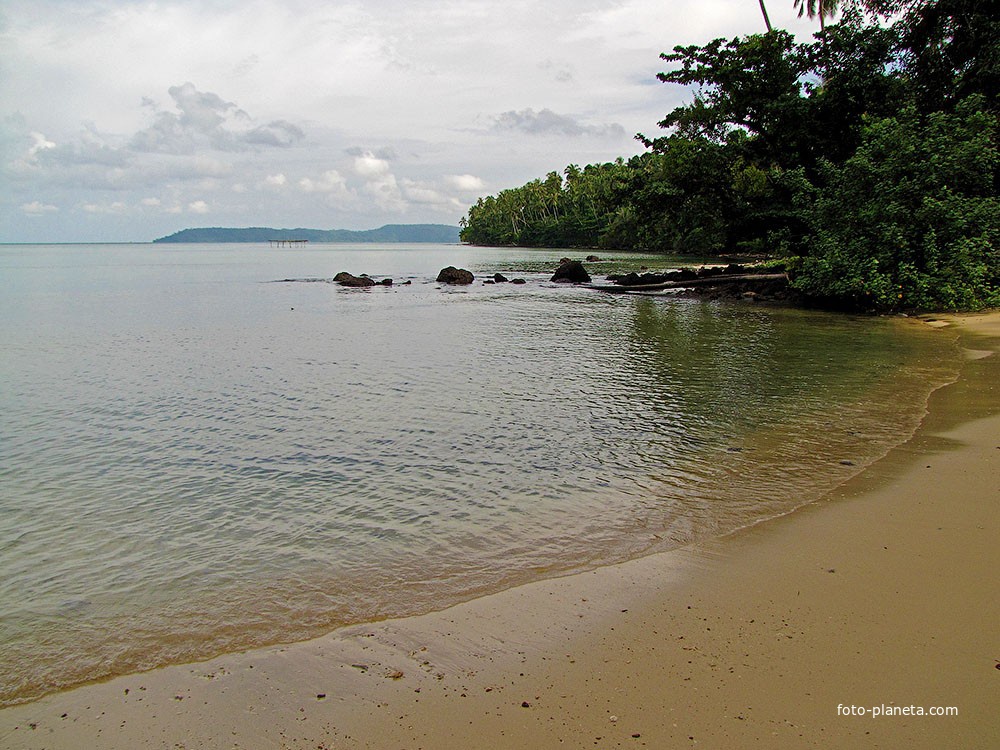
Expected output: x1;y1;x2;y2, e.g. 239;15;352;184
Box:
793;0;840;32
758;0;773;32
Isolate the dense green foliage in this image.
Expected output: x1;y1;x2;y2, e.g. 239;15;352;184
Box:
785;98;998;310
460;0;998;311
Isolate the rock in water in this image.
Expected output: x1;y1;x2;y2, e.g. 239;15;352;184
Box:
551;260;591;284
334;271;376;287
437;266;474;284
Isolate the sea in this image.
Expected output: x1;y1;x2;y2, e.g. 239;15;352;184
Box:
0;242;961;706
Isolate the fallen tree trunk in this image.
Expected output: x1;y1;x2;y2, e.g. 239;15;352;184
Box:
588;273;788;293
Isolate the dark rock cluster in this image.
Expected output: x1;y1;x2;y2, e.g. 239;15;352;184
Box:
551;260;591;284
606;263;776;286
687;277;795;304
604;262;794;304
334;272;394;287
436;266;475;284
334;271;377;287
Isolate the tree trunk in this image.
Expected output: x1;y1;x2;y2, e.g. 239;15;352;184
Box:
592;272;789;293
757;0;773;32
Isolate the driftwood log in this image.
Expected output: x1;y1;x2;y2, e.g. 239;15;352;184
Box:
589;273;788;293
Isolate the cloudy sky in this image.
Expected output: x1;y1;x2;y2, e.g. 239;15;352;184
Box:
1;1;822;242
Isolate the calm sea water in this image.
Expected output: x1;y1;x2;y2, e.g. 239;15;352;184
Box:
0;243;960;705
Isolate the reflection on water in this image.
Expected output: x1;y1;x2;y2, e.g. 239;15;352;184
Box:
0;244;959;705
620;299;956;541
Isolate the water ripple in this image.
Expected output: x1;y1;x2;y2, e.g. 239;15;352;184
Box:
0;245;960;705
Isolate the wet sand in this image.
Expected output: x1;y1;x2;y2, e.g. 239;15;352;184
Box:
2;312;997;750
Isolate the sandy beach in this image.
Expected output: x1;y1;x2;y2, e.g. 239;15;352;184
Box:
2;312;997;750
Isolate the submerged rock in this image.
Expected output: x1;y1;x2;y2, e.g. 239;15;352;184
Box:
551;260;591;284
437;266;474;284
611;271;642;286
334;271;376;287
493;273;509;283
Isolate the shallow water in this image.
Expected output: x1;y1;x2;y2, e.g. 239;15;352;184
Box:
0;243;960;704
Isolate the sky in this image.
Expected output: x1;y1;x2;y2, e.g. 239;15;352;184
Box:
1;1;823;242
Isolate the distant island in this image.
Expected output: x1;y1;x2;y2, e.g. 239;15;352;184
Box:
153;224;461;244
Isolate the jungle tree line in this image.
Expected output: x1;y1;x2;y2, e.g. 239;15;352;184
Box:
459;0;998;311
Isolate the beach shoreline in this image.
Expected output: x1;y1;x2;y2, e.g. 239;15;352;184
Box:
2;311;997;749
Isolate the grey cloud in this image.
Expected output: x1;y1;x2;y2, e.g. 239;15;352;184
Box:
1;120;133;189
129;112;190;154
344;145;398;161
244;120;305;147
538;59;574;84
130;83;238;154
493;108;626;138
130;83;303;153
170;83;242;131
38;139;131;168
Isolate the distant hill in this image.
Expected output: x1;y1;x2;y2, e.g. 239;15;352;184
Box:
153;224;461;244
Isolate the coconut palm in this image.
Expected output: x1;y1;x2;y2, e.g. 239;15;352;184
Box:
793;0;840;31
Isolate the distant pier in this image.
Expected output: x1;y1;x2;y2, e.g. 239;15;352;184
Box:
269;239;309;247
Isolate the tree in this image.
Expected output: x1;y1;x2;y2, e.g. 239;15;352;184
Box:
793;0;840;31
641;31;812;168
787;97;999;311
804;11;908;163
758;0;773;32
896;0;1000;113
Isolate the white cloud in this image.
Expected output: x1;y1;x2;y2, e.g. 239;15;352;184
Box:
21;200;58;215
362;173;405;212
447;174;486;192
82;201;128;214
28;132;56;156
401;179;465;212
7;131;59;174
353;151;392;179
299;169;350;195
349;150;405;211
265;173;287;187
401;180;446;205
188;200;210;214
141;197;161;207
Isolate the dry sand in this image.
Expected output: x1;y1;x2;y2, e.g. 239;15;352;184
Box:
2;313;997;750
